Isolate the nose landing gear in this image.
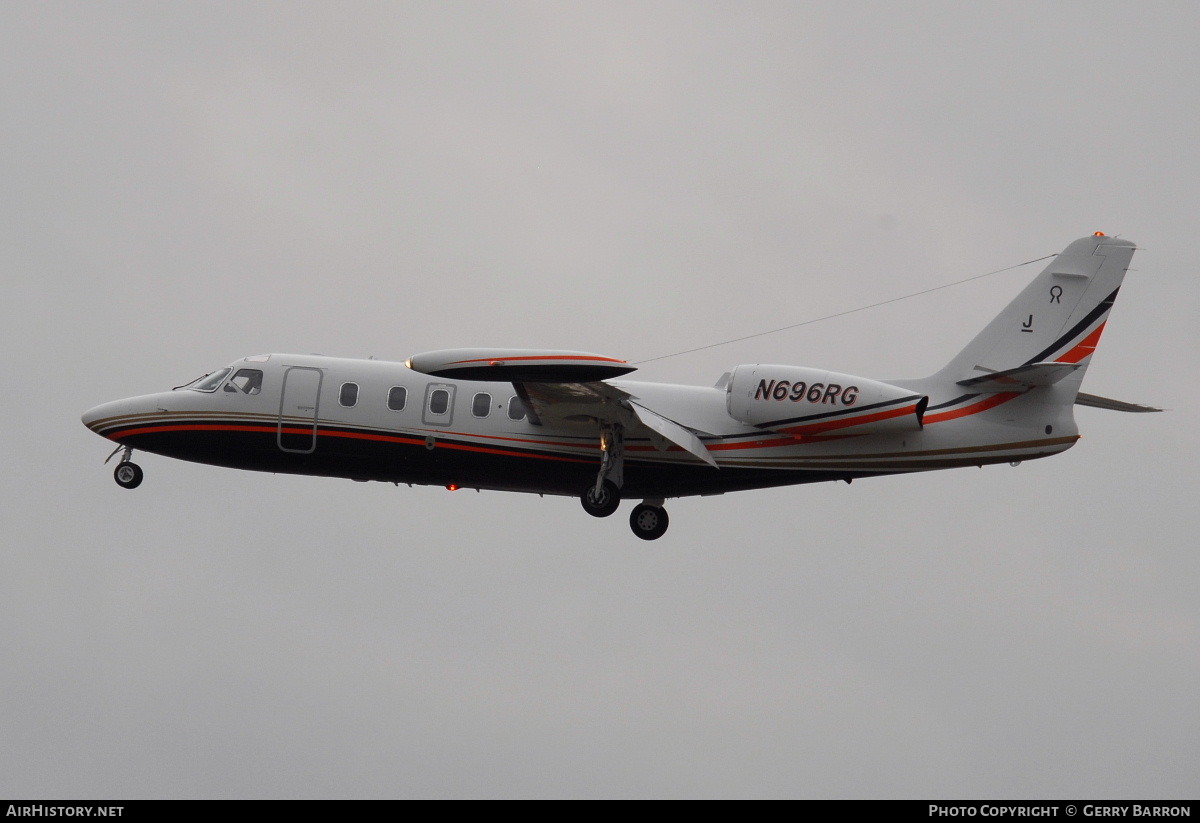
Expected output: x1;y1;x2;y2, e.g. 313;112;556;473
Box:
114;461;144;489
106;445;144;490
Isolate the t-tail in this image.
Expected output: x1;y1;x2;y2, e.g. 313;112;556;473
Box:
930;233;1158;413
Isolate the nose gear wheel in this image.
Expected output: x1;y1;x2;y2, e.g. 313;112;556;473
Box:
114;461;143;489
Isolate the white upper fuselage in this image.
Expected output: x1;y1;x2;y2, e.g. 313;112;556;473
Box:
81;351;1081;500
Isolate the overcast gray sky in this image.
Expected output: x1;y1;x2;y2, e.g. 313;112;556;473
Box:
2;1;1197;798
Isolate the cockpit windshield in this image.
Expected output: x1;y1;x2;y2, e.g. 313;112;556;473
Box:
175;368;232;392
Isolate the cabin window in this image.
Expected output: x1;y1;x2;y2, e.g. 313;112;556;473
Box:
339;382;359;407
422;383;455;425
472;392;492;418
508;396;527;421
387;386;407;411
224;369;263;395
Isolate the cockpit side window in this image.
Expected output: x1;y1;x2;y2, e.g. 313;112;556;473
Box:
178;368;232;392
224;369;264;395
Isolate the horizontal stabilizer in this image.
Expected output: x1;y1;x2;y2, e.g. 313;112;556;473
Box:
957;362;1081;391
407;348;635;382
628;401;718;468
1075;392;1163;413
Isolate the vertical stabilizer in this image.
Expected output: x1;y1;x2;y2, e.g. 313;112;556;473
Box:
934;234;1136;394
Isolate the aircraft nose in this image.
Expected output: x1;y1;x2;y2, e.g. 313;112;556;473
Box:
81;399;127;439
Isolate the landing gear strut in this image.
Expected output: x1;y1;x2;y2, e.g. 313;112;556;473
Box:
629;502;669;540
580;422;625;518
577;421;671;538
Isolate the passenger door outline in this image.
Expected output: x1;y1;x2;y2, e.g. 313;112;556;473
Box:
278;366;322;453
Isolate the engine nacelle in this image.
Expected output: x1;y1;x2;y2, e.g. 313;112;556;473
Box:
726;364;927;436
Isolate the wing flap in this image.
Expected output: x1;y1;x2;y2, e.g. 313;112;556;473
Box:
628;401;718;468
516;380;631;425
516;382;718;467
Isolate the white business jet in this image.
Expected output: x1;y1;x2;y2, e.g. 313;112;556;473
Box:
82;233;1158;540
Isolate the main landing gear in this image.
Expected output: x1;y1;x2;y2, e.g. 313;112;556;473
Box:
577;422;671;539
107;445;143;490
579;483;672;540
629;502;669;541
581;479;621;518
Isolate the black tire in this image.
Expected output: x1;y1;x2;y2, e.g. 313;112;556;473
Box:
581;479;620;518
114;462;143;489
629;503;669;540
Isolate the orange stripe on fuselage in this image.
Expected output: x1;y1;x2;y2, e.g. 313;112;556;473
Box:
110;422;593;464
779;403;919;436
922;392;1021;425
706;435;796;452
316;427;591;462
423;428;597;450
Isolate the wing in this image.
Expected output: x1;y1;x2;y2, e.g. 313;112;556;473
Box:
518;381;718;468
407;348;718;468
